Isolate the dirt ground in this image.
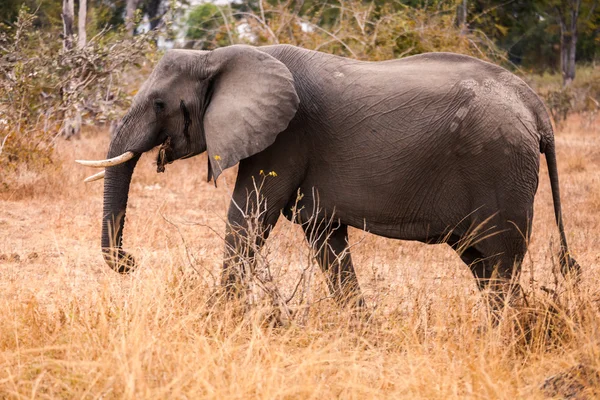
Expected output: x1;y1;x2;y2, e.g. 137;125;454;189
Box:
0;114;599;398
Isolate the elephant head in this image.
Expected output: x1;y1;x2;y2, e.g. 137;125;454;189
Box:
76;45;300;273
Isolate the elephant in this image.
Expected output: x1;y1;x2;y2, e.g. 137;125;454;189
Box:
77;44;580;308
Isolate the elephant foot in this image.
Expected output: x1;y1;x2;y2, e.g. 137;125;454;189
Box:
219;268;244;298
102;248;137;274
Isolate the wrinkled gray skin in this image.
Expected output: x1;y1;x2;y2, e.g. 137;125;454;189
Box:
101;44;579;308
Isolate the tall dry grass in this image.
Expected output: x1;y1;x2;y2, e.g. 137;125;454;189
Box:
0;114;599;398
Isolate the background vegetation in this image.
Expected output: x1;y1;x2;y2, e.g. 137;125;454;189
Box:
1;0;599;176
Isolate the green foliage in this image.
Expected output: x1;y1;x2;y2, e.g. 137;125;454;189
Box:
87;0;127;35
470;0;600;72
186;3;222;39
0;7;158;173
185;3;231;49
0;0;62;28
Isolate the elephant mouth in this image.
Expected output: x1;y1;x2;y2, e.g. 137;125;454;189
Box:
156;136;173;173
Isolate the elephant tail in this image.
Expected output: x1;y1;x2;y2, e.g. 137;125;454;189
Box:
541;131;581;279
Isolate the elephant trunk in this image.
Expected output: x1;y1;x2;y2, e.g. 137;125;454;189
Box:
101;153;139;273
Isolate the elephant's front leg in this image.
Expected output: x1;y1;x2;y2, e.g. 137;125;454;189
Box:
220;198;279;296
220;158;301;296
303;222;365;308
219;129;306;296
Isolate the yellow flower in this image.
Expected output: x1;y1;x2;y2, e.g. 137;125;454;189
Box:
259;170;264;175
214;155;221;160
269;171;278;177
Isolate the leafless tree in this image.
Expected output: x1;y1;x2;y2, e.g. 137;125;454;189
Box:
457;0;468;34
62;0;74;50
78;0;87;49
556;0;581;86
126;0;141;36
554;0;598;86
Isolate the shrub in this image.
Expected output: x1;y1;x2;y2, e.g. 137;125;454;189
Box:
185;0;507;63
0;7;158;177
525;65;600;124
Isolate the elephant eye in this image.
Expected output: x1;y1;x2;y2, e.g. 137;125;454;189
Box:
153;99;165;113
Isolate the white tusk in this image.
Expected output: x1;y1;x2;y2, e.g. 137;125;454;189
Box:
84;170;105;183
75;151;135;168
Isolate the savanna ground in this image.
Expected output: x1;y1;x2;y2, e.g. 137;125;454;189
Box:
0;114;599;399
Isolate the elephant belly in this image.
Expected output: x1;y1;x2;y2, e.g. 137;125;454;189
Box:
297;166;464;243
299;131;540;244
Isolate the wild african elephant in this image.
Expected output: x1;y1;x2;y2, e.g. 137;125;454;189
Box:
77;44;579;307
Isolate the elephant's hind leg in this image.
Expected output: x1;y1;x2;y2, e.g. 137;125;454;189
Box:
302;222;365;308
451;227;528;314
455;246;496;291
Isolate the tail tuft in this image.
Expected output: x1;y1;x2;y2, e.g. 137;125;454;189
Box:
543;129;581;283
560;250;581;281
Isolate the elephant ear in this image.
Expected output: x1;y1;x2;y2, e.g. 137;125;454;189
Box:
203;45;300;181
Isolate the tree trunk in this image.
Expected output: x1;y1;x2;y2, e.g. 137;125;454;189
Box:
457;0;468;34
62;0;75;50
146;0;163;31
564;32;577;86
78;0;87;48
566;2;580;86
556;0;581;87
126;0;140;36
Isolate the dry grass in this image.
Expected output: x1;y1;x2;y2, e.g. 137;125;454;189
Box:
1;114;599;399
